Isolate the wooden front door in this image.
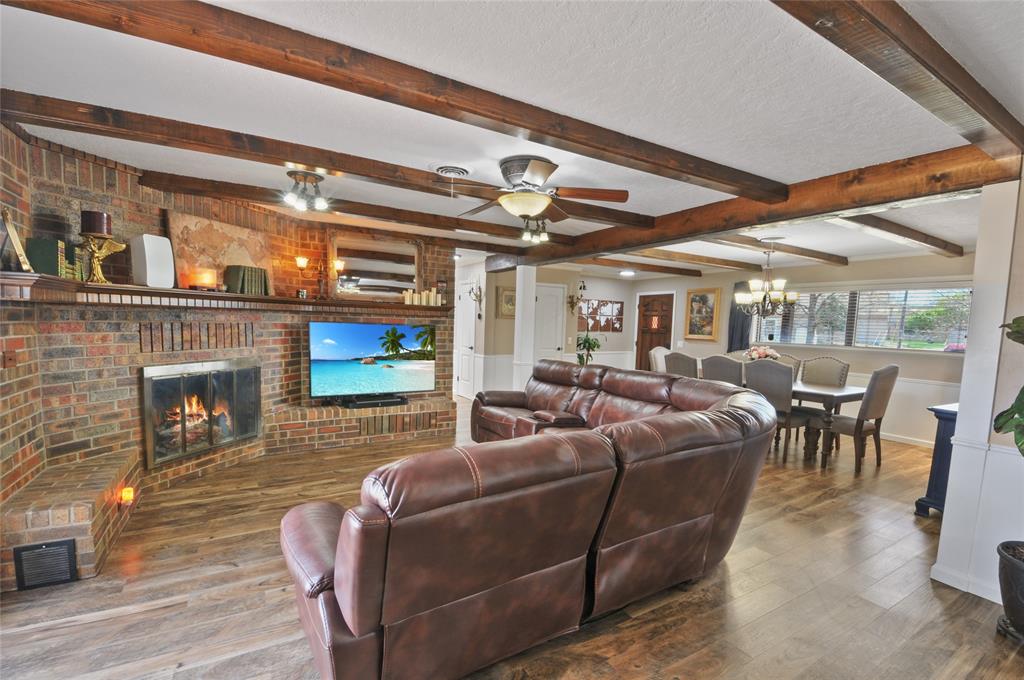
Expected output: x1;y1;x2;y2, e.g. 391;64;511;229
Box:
636;294;673;370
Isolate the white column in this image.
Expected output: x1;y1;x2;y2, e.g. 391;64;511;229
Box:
512;265;537;389
931;178;1024;604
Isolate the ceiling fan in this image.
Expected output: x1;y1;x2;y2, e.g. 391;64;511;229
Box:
436;156;629;222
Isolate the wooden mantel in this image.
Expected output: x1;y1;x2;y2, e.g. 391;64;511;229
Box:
0;272;452;315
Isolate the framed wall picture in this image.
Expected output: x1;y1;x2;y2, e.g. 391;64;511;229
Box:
496;286;516;319
0;207;33;273
684;288;721;341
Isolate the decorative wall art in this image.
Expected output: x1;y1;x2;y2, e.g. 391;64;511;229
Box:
168;212;275;293
577;299;625;333
0;207;33;272
684;288;721;341
496;286;516;319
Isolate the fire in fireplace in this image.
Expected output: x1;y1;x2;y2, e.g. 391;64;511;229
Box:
142;358;260;468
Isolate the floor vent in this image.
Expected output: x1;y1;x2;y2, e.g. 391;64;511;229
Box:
14;539;77;590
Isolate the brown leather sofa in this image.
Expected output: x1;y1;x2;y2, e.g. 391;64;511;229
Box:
282;360;775;679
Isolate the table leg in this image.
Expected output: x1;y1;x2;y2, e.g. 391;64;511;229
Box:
803;426;820;460
820;400;835;469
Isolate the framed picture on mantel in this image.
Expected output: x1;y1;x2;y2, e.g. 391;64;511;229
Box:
684;288;720;341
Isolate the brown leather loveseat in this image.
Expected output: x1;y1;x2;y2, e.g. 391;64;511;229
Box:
281;360;775;679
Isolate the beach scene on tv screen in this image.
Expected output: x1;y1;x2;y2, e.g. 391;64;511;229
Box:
309;322;436;397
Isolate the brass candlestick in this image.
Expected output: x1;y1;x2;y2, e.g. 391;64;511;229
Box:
82;234;126;284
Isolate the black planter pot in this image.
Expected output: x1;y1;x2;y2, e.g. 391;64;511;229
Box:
997;541;1024;643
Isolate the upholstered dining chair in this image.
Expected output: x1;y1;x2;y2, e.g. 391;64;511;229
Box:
648;346;670;373
746;359;807;458
776;353;802;378
701;355;744;386
798;356;851;449
664;352;699;378
807;364;899;473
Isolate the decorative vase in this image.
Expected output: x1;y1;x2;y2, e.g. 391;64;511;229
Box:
997;540;1024;643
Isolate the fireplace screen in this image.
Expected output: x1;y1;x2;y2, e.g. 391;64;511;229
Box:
142;358;260;468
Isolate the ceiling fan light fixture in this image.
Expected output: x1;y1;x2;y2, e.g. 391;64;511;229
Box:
497;191;552;218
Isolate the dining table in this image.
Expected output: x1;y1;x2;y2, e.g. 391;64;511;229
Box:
792;380;867;468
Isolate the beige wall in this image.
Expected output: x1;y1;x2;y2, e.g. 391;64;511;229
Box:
483;267;635;356
634;253;976;382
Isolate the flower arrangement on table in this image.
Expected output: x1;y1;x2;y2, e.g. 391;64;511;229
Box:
743;345;781;361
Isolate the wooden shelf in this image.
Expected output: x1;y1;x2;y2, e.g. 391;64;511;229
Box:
0;272;452;315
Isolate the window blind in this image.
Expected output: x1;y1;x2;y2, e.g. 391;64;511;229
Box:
754;286;971;352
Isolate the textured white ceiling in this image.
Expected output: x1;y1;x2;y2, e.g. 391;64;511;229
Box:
0;0;1011;268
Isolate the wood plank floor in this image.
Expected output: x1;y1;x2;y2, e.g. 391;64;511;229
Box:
2;398;1021;679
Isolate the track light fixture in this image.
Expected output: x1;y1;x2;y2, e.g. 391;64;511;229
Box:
283;170;330;212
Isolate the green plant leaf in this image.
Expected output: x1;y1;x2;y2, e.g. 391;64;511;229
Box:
1001;316;1024;345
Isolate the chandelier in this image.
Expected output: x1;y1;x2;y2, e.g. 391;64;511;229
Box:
734;237;799;317
520;216;550;244
283;170;329;212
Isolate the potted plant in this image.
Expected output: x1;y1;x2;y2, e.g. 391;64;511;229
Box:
993;316;1024;643
577;332;601;366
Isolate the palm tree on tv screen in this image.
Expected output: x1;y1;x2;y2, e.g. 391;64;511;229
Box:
414;324;435;356
378;327;407;357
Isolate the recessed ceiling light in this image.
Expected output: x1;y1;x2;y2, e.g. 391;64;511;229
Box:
453;253;462;260
619;269;636;277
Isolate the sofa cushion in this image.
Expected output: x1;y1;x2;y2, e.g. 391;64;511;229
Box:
585;368;678;427
475;405;536;439
668;376;743;411
524;360;581;412
533;410;586;426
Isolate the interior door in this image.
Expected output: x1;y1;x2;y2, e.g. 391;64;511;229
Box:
635;294;673;370
455;281;476;399
534;284;566;361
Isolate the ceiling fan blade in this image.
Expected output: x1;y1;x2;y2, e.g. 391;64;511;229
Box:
458;199;500;218
542;200;571;223
554;187;629;203
522;158;558;187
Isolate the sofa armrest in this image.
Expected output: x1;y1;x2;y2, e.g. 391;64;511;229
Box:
475;390;527;408
533;410;586;427
281;501;346;598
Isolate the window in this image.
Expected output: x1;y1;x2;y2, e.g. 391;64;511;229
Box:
754;286;971;352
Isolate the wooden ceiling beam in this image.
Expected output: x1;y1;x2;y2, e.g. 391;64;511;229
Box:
829;214;964;257
135;172;526;255
773;0;1024;159
0;89;648;228
138;171;544;250
335;247;415;265
512;145;1018;267
574;258;702;278
5;1;789;203
705;235;848;266
629;247;761;272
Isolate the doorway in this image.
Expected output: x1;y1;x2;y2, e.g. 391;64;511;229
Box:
534;284;567;361
455;281;477;399
635;293;674;370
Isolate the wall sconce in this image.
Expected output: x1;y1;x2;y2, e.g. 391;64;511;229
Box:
295;256;345;299
119;486;135;510
469;282;484;319
567;279;587;312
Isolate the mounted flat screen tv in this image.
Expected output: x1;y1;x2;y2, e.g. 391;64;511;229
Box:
308;321;436;398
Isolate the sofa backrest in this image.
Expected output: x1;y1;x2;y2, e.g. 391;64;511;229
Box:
524;359;581;411
565;363;609;421
351;430;617;680
589;389;775;617
584;367;678;427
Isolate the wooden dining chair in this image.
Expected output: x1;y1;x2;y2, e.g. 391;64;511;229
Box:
807;364;899;473
746;359;808;459
701;355;744;385
664;352;699;378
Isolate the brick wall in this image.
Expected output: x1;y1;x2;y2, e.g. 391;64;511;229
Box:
0;129;458;501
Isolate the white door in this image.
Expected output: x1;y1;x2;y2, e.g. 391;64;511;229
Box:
534;284;567;361
455;282;477;399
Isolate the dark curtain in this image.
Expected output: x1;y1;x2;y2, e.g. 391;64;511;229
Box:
726;281;752;352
